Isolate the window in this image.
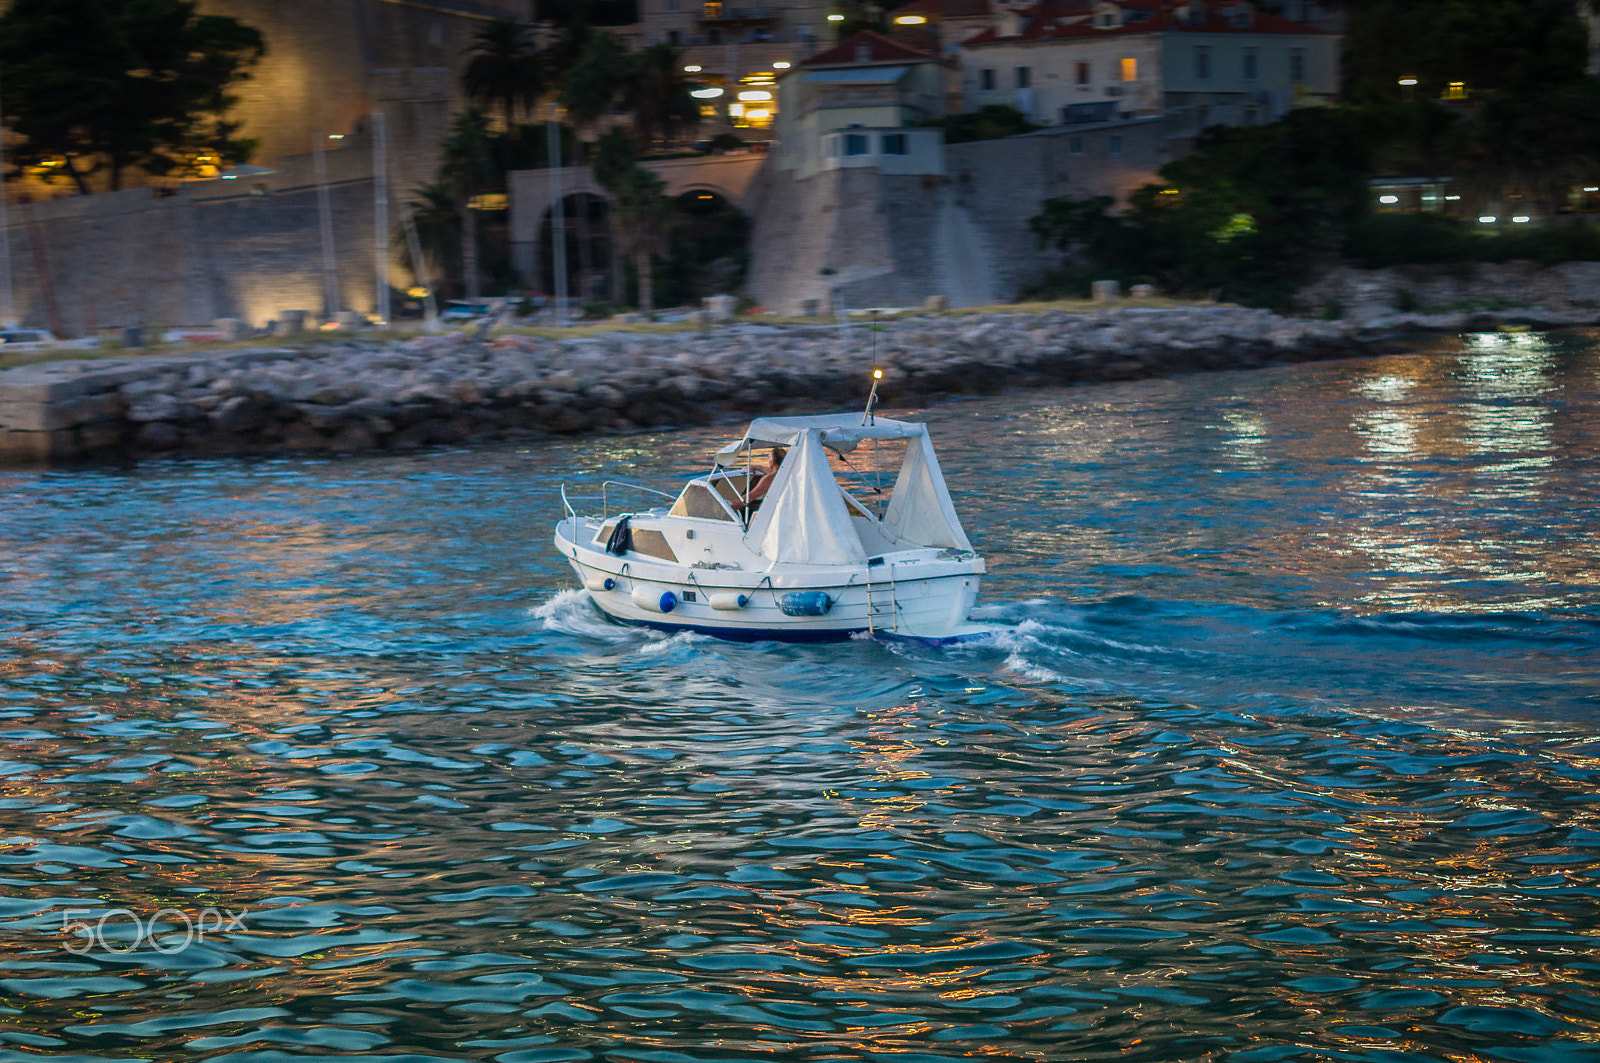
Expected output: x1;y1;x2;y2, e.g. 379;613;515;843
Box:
1016;66;1031;89
1069;135;1084;155
1075;60;1090;85
980;68;996;90
1097;9;1119;26
703;0;722;15
668;28;680;44
667;0;678;9
1120;57;1137;81
1194;45;1211;80
881;132;908;155
844;133;870;155
1109;134;1123;156
1289;47;1305;83
670;484;735;521
1242;48;1258;81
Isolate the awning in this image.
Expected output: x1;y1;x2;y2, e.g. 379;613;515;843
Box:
714;414;928;461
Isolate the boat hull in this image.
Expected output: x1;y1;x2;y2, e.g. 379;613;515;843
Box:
555;517;983;643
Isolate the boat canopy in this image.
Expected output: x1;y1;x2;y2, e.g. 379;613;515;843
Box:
737;420;973;566
713;414;929;461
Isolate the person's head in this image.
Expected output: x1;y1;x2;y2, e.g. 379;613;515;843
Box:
769;446;787;468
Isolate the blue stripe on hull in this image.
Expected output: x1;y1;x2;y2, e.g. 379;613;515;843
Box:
608;613;863;643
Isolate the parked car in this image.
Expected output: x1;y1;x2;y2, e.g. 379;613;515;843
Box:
0;328;58;352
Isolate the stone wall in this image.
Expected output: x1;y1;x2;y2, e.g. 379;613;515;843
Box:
748;114;1190;313
1296;262;1600;325
198;0;532;198
0;305;1375;464
3;178;385;335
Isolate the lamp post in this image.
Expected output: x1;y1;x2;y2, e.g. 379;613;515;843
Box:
1398;75;1417;102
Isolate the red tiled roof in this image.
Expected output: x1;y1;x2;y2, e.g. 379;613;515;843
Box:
891;0;995;18
800;30;940;66
962;0;1328;44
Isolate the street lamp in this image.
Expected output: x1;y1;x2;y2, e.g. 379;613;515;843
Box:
1398;75;1417;101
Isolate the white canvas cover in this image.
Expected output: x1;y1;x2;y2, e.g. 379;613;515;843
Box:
880;432;973;551
743;429;867;566
715;415;927;462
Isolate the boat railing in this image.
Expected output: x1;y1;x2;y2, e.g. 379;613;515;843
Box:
602;480;675;520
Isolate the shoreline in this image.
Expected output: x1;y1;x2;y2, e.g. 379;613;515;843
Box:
1;302;1592;466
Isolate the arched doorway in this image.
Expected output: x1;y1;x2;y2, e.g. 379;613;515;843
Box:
647;188;750;308
536;192;614;303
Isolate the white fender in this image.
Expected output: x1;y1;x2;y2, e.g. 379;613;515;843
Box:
632;586;678;613
709;592;749;611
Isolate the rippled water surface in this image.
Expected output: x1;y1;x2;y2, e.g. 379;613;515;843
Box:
2;330;1599;1062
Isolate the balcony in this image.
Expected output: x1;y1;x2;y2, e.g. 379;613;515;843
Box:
697;4;780;23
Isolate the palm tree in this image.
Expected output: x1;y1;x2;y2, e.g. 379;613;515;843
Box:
404;181;461;298
612;166;676;314
462;19;546;130
559;29;627;146
622;44;701;148
440;109;499;301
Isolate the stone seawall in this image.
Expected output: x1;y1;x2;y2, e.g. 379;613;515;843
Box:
0;306;1381;464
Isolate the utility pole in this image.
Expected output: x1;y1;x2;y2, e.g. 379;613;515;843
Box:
313;131;339;321
0;72;16;328
547;107;568;327
373;112;390;325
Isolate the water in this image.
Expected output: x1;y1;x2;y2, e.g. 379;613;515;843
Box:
2;329;1598;1062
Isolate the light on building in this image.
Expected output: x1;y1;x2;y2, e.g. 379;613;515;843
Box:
894;13;928;23
1444;81;1467;99
1512;215;1531;223
328;133;345;140
737;89;772;101
1478;215;1496;224
1159;188;1179;195
745;109;771;120
407;286;429;299
728;102;746;116
690;87;725;98
1378;194;1399;204
1585;187;1600;192
684;64;702;72
773;61;791;69
827;12;845;20
1446;195;1461;201
1397;76;1418;86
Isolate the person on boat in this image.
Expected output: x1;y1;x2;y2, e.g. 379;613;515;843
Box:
745;446;787;507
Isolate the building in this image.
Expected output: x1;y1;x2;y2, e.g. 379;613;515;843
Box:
633;0;838;132
771;31;949;178
959;0;1338;129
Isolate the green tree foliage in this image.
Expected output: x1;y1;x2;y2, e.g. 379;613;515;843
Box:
591;127;638;191
621;44;702;147
1030;0;1600;305
1031;108;1375;306
560;30;629;139
610;165;677;313
439;109;501;300
0;0;264;193
1343;0;1590;101
558;31;699;150
463;19;546;129
926;104;1042;144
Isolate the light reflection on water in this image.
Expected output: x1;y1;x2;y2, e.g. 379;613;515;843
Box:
0;329;1598;1061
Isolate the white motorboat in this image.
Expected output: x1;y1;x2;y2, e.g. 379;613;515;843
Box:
553;412;990;643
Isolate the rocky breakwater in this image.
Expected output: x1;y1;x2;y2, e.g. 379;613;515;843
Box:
0;306;1369;464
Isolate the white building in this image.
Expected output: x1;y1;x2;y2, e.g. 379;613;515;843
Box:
773;32;950;179
959;0;1339;129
